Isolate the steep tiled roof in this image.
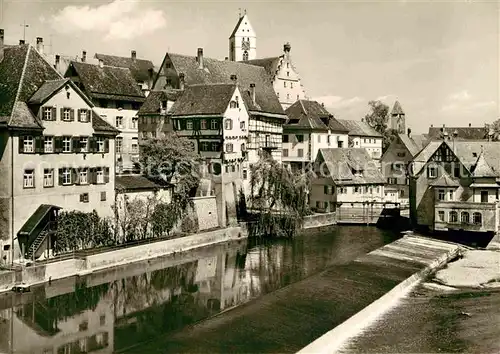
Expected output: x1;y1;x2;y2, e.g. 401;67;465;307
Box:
399;133;429;156
170;84;236;117
284;100;349;133
92;110;120;134
429;171;460;187
94;53;155;83
0;44;62;128
452;141;500;174
67;62;145;102
246;57;280;76
412;141;443;176
229;15;246;38
138;90;183;115
391;101;404;115
28;79;69;104
116;175;172;191
471;152;497;178
155;52;285;116
337;119;382;137
427;127;489;141
317;148;385;185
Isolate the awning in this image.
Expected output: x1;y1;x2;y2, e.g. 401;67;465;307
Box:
17;204;60;237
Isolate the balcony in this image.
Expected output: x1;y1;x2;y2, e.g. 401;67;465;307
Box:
434;201;498;233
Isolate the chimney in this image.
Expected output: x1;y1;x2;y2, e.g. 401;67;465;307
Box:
284;42;291;60
179;73;185;90
407;128;412;138
98;59;104;68
82;50;87;62
147;68;154;89
430;124;433;128
55;54;60;71
197;48;204;69
131;50;137;60
19;39;25;45
225;57;228;61
0;29;4;63
230;74;237;83
469;123;472;127
36;37;44;55
249;83;256;105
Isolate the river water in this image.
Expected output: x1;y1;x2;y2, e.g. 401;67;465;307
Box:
0;225;399;354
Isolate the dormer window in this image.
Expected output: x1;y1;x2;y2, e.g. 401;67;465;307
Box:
230;101;238;109
427;165;438;178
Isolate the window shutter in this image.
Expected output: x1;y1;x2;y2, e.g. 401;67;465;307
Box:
89;168;96;184
70;109;75;121
324;185;328;194
88;137;95;153
104;167;110;183
35;136;43;153
72;168;78;185
54;137;62;153
104;139;109;153
58;169;64;185
72;137;80;153
79;193;84;202
51;107;57;121
77;109;81;122
60;108;64;121
18;136;24;153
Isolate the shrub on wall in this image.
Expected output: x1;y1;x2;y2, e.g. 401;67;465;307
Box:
180;212;199;234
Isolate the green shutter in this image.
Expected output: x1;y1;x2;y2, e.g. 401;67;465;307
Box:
104;138;109;153
51;107;57;121
104;167;110;183
77;109;81;122
72;137;80;153
70;109;75;121
18;136;24;153
58;168;64;185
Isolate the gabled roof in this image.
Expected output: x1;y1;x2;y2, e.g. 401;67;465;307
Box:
337;119;382;137
28;79;70;105
0;44;62;128
92;110;120;134
452;141;500;175
284;100;349;133
246;57;280;76
391;101;404;115
471;152;497;178
398;133;429;156
229;14;254;38
170;84;236;117
316;148;385;185
94;53;155;83
67;62;145;102
412;141;444;176
429;171;460;187
155;52;285;117
138;90;184;115
116;175;172;192
427;126;489;141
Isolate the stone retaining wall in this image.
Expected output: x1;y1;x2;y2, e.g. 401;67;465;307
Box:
302;212;336;229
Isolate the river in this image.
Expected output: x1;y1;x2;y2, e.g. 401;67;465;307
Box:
0;225;400;354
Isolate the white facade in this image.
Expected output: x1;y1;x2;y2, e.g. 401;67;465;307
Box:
282;131;348;165
350;136;383;160
229;14;257;62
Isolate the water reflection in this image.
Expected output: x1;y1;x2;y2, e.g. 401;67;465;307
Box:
0;226;399;353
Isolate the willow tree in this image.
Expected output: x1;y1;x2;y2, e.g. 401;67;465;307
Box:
248;156;312;238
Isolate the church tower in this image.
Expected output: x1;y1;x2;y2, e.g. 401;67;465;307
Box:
229;11;257;62
390;100;406;134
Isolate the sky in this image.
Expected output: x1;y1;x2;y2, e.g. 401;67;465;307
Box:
0;0;498;133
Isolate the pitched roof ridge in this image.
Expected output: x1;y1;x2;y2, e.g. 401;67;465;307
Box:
44;78;69;83
9;46;32;125
189;82;236;87
299;99;308;116
247;56;280;62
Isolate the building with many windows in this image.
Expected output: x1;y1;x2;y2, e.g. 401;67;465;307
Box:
281;100;349;171
310;148;385;213
409;140;500;239
65;60;145;174
0;35;118;263
337;119;383;160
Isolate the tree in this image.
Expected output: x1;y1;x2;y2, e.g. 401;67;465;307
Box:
490;119;500;141
363;100;395;152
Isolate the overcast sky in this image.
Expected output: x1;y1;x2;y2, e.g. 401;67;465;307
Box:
1;0;498;133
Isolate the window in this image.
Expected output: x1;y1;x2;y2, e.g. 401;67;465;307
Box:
23;136;34;153
132;117;138;129
201;119;207;129
80;137;88;152
282;149;288;157
241;143;246;151
240;121;246;130
23;170;34;188
449;211;458;223
317;135;321;143
96;137;105;152
231;165;236;172
461;211;469;224
79;193;89;203
100;192;107;201
79;320;88;331
438;189;445;201
141;131;148;139
438;210;445;222
96;168;104;184
166;78;172;86
283;135;289;143
337;140;344;148
296;135;304;143
211;142;219;151
44;136;53;153
354;186;360;193
324;186;334;195
116;137;123;153
453;166;460;178
100;315;106;325
397;152;405;158
290;82;293;88
61;168;71;185
297;149;303;157
284;81;287;88
115;116;123;128
62;108;72;121
481;191;488;203
225;119;233;130
79;109;89;122
210;120;218;130
43;107;54;121
473;212;482;225
226;143;233;153
243;169;248;180
225;165;229;173
387;177;397;184
287;63;290;68
448;190;454;201
243;50;249;61
230;101;238;109
131;138;138;153
79;169;88;185
427;166;437;178
287;71;290;77
316;201;320;209
62;137;72;153
43;169;53;187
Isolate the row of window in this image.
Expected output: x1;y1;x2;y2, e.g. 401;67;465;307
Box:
437;210;482;225
41;107;90;122
363;138;379;144
115;116;138;129
387;177;410;185
23;167;110;188
315;201;333;210
427;165;465;179
277;92;300;101
20;136;109;154
323;185;381;195
115;137;139;154
173;119;246;131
